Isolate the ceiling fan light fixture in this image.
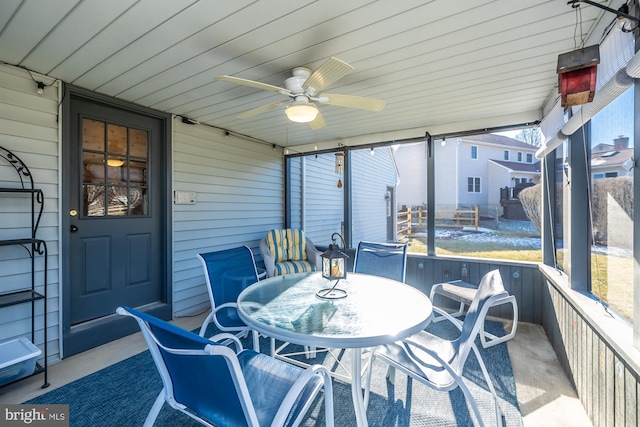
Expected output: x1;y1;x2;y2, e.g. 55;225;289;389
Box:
285;102;318;123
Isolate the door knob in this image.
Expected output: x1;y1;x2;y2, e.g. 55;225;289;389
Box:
70;225;78;233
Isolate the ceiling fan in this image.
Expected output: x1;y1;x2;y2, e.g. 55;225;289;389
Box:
214;57;385;129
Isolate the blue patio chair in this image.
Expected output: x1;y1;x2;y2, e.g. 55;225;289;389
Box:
353;241;408;282
117;307;334;427
363;269;506;427
197;246;261;351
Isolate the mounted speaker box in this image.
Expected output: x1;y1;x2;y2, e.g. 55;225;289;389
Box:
557;44;600;107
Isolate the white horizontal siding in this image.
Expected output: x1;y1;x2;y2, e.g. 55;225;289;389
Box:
352;147;398;243
0;64;60;364
172;118;283;316
290;153;344;245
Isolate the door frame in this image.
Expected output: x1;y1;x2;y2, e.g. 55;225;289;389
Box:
60;84;173;357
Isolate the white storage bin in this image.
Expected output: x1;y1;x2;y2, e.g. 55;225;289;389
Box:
0;337;41;386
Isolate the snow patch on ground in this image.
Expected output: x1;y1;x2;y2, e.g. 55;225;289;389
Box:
411;220;541;249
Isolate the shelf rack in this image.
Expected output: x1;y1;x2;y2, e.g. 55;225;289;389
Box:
0;146;49;388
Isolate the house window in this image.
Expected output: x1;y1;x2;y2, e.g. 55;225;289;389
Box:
467;177;481;193
517;152;523;162
592;172;617;179
526;153;533;163
471;146;478;159
504;150;509;160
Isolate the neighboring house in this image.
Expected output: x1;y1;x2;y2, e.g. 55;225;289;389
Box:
396;134;540;214
394;142;428;210
488;159;541;201
591;136;634;179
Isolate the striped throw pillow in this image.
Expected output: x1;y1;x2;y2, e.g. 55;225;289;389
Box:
286;229;307;261
265;229;289;262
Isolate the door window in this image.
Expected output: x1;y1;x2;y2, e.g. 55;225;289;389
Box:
82;118;149;217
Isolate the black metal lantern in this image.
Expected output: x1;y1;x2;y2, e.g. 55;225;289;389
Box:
317;233;349;299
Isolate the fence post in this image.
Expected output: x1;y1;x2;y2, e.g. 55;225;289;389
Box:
474;205;479;231
407;207;412;235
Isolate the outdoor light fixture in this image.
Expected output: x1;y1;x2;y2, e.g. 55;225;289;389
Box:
317;233;349;299
36;81;45;95
285;101;319;123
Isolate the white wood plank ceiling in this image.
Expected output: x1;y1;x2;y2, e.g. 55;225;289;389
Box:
0;0;620;152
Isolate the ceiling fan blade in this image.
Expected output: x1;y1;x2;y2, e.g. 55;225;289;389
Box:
237;100;287;119
308;110;326;130
321;93;386;112
303;57;353;93
215;75;289;93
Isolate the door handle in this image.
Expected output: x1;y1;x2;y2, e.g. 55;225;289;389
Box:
70;225;78;233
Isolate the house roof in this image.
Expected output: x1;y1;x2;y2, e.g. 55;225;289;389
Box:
591;147;634;168
0;1;616;151
490;159;542;173
460;134;539;151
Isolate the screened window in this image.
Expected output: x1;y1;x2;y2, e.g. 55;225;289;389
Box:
517;152;523;162
526;153;533;163
589;86;634;321
287;153;344;245
286;131;542;262
352;146;400;244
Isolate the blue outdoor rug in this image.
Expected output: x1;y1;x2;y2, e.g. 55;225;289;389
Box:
27;321;522;426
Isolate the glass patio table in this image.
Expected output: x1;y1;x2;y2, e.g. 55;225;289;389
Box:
237;271;433;427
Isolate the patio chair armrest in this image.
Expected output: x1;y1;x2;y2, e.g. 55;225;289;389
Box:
305;237;323;270
259;238;276;277
211;301;238;313
208;333;244;352
432;306;464;331
271;364;334;427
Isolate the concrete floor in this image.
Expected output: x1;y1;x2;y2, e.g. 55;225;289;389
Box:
0;314;592;426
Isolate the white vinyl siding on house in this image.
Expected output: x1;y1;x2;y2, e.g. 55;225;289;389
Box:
352;147;398;244
289;153;344;244
171;119;283;316
0;65;60;362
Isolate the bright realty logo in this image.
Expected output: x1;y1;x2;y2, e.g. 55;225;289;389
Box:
1;405;68;426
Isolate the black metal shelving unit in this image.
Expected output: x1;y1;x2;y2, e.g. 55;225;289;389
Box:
0;146;49;389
